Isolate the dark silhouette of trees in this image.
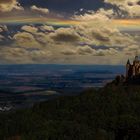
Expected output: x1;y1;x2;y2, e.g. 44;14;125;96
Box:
0;85;140;140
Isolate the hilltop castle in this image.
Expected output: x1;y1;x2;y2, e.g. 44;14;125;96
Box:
107;56;140;86
126;56;140;79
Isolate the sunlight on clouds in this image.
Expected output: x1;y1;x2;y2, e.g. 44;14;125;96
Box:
0;0;23;12
31;5;49;15
105;0;140;17
0;0;139;64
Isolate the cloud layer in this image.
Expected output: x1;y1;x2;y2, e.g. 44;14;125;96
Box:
0;0;139;64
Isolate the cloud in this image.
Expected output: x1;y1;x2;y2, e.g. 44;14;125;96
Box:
61;49;77;55
0;34;5;41
0;47;30;63
74;12;110;21
104;0;140;17
95;48;118;56
0;10;138;65
0;46;52;64
31;5;49;15
39;25;54;32
50;28;81;43
0;0;23;12
13;32;42;49
74;13;136;48
61;45;119;56
30;50;52;62
123;44;140;55
0;25;8;32
77;45;94;55
21;25;38;34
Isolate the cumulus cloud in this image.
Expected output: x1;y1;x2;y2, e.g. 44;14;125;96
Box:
39;25;54;32
21;25;38;34
0;11;138;64
123;44;140;55
3;15;137;64
95;48;118;56
0;34;5;41
13;32;42;49
0;46;52;64
74;13;136;48
0;25;8;32
1;0;139;64
31;5;49;15
104;0;140;17
0;0;23;12
50;28;81;43
77;46;94;55
74;12;110;21
61;49;77;55
61;45;119;56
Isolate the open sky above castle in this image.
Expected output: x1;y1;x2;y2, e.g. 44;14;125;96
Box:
0;0;140;64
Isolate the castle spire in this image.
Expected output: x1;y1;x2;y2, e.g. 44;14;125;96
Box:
126;59;131;78
127;59;130;65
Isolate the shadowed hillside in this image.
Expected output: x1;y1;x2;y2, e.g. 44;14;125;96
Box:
0;84;140;140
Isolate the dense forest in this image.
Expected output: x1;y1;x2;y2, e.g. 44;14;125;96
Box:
0;82;140;140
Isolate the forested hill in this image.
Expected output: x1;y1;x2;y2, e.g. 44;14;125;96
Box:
0;84;140;140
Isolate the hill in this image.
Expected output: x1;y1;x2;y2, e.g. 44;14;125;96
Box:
0;84;140;140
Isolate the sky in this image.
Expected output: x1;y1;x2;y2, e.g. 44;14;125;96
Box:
0;0;140;65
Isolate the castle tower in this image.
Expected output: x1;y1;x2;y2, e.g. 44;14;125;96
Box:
126;59;131;78
133;55;140;76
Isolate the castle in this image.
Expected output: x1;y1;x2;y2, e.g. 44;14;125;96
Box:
126;56;140;79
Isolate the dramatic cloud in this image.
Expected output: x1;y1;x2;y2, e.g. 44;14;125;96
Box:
74;13;136;47
50;28;81;43
61;45;95;56
0;2;139;65
13;32;42;49
39;25;54;32
61;49;76;55
0;46;52;64
21;25;38;34
0;13;137;64
0;34;5;41
61;45;119;56
0;25;8;32
0;0;23;12
77;46;94;55
104;0;140;17
123;44;140;55
74;12;110;21
31;5;49;15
